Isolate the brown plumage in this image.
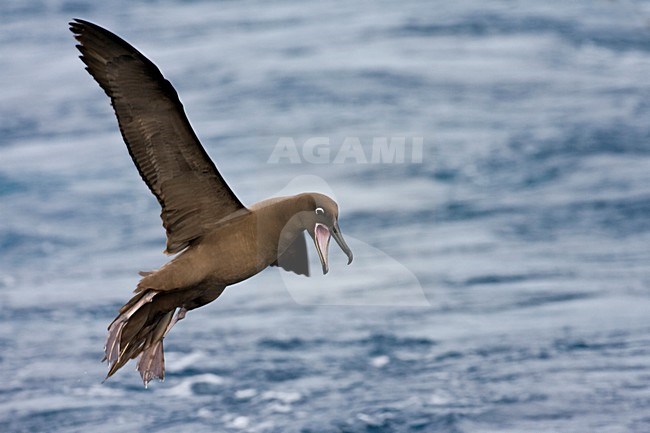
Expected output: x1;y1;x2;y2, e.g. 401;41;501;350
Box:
70;19;353;386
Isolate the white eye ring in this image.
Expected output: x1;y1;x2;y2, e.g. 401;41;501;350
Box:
315;207;324;215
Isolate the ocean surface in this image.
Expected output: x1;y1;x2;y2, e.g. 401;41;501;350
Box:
2;0;650;432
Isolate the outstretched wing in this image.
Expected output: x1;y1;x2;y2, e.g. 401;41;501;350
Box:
70;19;248;254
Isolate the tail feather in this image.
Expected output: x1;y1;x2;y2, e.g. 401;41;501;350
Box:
136;310;173;385
136;340;166;387
102;284;225;386
103;319;123;364
117;290;151;316
103;290;173;385
119;304;152;346
104;291;155;366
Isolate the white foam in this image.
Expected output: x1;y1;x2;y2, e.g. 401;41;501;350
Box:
268;403;292;413
234;388;258;399
261;390;302;404
164;351;206;372
232;416;250;429
160;373;225;397
371;355;390;368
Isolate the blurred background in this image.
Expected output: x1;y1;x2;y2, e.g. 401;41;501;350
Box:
1;0;650;432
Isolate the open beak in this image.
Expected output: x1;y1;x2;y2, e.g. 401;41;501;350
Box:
313;222;353;275
313;223;331;274
332;221;353;265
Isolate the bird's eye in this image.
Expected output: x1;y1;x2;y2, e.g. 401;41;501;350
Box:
315;207;324;215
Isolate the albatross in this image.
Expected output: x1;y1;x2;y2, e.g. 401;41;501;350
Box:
69;19;353;386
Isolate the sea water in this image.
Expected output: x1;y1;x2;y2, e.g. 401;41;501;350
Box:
1;0;650;431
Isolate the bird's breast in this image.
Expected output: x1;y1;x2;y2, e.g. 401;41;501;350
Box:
199;223;280;285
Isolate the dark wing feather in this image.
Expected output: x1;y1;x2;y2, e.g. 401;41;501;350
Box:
271;232;310;276
70;19;248;254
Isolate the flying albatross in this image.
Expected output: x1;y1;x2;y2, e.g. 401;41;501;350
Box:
69;19;353;386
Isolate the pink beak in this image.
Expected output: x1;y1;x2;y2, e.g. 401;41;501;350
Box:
314;223;331;274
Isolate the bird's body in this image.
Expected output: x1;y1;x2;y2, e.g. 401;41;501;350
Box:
139;195;317;290
69;19;353;386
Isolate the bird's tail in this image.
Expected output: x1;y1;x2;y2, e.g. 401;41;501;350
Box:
103;290;177;387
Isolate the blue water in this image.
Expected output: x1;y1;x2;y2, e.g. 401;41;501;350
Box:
2;0;650;432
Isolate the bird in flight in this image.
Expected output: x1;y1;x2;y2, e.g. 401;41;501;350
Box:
69;19;353;387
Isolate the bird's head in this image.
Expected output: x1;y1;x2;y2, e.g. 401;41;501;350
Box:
298;193;353;274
